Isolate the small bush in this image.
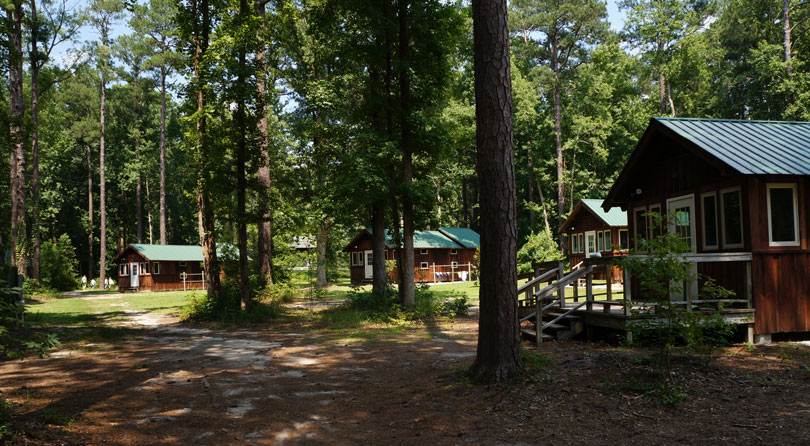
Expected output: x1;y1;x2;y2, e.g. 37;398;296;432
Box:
0;288;60;359
441;293;470;317
256;283;297;304
346;286;398;313
40;234;80;291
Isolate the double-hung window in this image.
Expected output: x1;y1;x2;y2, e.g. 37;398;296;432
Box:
767;183;799;246
604;231;611;251
619;229;629;250
701;192;719;250
721;187;744;248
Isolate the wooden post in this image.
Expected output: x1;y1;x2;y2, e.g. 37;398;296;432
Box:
536;294;542;347
745;260;753;309
432;263;436;282
573;273;579;302
604;263;612;313
586;266;593;312
623;267;632;317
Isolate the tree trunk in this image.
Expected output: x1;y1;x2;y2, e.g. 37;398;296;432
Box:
136;159;143;243
316;224;328;288
99;58;107;287
371;202;387;294
398;0;415;307
468;0;521;384
146;177;154;244
527;146;550;233
87;144;94;279
256;0;273;287
658;65;666;115
667;80;675;117
784;0;792;75
194;0;220;298
462;176;468;227
30;0;41;280
236;0;250;309
552;35;564;223
159;65;168;244
7;2;25;275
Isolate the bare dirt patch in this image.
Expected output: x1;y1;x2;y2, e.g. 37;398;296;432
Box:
2;312;810;445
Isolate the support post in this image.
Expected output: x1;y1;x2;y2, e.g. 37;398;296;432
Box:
536;294;542;347
604;263;612;313
623;267;632;317
586;266;593;312
745;260;753;309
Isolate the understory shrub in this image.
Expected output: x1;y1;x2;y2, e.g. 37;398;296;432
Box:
180;279;283;323
344;284;470;321
256;283;297;304
0;287;60;359
40;234;80;291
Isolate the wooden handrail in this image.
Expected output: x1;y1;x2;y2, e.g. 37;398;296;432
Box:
517;267;560;294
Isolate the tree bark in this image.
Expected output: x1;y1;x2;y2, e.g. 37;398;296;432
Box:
7;2;25;275
784;0;792;75
30;0;41;280
194;0;220;298
316;224;328;288
371;203;387;294
87;144;94;279
552;34;564;223
146;177;154;244
236;0;250;309
527;146;550;233
468;0;521;384
398;0;415;307
256;0;273;287
99;50;107;287
159;65;168;244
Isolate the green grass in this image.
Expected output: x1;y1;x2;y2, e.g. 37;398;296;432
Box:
26;290;197;327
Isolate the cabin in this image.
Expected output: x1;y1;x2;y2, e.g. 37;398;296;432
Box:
603;117;810;342
559;199;628;283
343;227;480;285
114;244;222;292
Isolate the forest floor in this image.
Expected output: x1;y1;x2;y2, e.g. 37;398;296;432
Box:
3;292;810;445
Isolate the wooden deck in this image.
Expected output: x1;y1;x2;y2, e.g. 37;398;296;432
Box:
519;256;756;345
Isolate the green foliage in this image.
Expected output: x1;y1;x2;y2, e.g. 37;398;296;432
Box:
616;212;736;379
519;348;552;382
0;288;60;359
517;229;562;275
256;283;297;304
39;234;81;291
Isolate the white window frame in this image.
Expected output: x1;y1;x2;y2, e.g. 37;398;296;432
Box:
140;262;150;275
571;234;579;253
666;193;697;253
420;248;428;255
351;252;363;266
618;229;629;250
633;206;648;248
179;261;187;268
597;231;604;252
119;264;128;276
578;233;584;253
720;186;744;249
450;249;458;255
420;262;429;270
701;191;719;250
451;261;459;268
603;230;611;251
153;262;160;275
648;205;662;237
766;183;800;247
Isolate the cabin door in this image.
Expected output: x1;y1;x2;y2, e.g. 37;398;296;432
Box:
364;250;373;279
130;262;139;287
585;231;597;257
667;194;698;299
667;195;696;252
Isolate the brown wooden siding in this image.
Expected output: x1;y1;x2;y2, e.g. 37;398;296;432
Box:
753;253;810;334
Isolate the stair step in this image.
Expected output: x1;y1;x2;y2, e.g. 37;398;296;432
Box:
545;312;582;320
520;328;554;341
541;322;567;330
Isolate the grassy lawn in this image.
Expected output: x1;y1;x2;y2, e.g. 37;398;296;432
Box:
26;290;198;327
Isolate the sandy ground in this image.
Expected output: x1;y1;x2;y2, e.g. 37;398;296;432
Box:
3;302;810;445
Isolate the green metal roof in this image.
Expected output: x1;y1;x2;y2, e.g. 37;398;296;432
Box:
656;118;810;175
580;199;627;227
438;227;481;248
130;244;204;261
365;228;479;249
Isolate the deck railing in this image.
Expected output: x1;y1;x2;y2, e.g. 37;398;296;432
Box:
415;262;474;283
181;272;206;291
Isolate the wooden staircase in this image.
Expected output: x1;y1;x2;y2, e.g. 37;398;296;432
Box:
518;264;594;345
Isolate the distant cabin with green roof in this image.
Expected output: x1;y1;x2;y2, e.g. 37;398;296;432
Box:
559;199;629;283
343;227;480;284
113;244;230;292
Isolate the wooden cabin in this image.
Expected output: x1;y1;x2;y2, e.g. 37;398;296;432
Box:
343;227;480;285
560;199;628;283
603;117;810;341
114;244;214;292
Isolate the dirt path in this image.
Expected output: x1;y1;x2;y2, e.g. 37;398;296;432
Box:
4;306;810;445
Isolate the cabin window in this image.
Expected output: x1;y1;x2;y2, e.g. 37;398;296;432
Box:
701;192;719;250
451;261;459;268
420;248;428;255
420;262;429;270
119;264;128;276
351;252;363;266
767;183;799;246
634;207;648;248
571;234;579;253
597;231;604;252
384;250;388;260
153;262;160;275
721;187;744;248
179;261;187;268
140;262;150;275
604;231;611;251
619;230;629;250
450;249;458;255
578;233;584;253
649;205;662;237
